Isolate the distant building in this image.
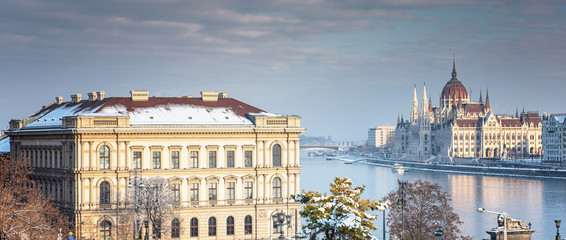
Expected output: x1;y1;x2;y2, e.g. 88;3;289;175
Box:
367;126;395;148
542;113;566;163
6;90;304;240
393;60;542;161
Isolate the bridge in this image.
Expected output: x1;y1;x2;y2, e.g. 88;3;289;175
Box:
300;145;355;151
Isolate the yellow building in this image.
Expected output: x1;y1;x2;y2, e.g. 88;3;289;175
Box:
6;90;304;240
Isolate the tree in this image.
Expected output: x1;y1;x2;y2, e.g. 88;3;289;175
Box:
126;176;176;239
383;179;472;240
0;155;67;239
294;177;390;240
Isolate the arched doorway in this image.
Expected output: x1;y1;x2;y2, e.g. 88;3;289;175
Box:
485;148;491;158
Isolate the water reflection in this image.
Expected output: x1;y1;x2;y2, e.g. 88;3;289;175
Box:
300;152;566;239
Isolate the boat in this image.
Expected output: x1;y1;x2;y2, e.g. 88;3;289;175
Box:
394;163;406;174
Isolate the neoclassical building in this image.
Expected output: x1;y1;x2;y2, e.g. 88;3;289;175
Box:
6;90;304;240
392;61;542;161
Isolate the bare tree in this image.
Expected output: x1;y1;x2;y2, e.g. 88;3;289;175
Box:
126;176;176;239
0;155;67;239
383;179;472;240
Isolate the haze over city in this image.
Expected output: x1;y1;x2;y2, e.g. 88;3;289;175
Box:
2;0;565;141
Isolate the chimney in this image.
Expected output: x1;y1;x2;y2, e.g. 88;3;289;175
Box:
201;91;219;102
56;96;63;105
71;94;82;103
88;92;98;101
219;92;228;98
130;90;149;101
97;91;105;101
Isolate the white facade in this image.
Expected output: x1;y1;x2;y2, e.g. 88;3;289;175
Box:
542;114;566;162
368;126;395;148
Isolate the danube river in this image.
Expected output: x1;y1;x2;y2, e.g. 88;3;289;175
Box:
300;152;566;239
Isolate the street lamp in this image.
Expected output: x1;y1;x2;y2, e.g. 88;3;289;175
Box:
434;227;444;240
272;211;292;239
477;208;508;240
555;220;561;240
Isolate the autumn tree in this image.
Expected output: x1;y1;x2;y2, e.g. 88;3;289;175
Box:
0;155;67;239
383;179;472;240
294;177;390;240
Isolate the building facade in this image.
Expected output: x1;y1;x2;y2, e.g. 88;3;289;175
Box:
392;61;542;161
542;113;566;163
367;126;395;148
6;91;304;240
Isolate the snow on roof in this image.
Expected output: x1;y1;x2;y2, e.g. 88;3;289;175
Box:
21;97;269;129
0;137;9;153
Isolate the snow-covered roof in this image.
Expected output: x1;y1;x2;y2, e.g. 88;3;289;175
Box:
0;137;9;153
553;114;566;124
21;96;270;130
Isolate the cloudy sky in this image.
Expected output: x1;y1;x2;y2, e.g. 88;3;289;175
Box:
1;0;565;142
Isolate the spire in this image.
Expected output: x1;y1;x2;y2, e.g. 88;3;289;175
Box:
485;88;491;109
451;54;457;79
411;84;419;123
515;108;519;118
401;114;404;123
479;89;483;103
397;114;400;124
429;95;433;111
422;83;429;114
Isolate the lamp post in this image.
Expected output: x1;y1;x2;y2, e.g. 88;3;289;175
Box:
477;208;507;240
272;211;292;239
555;220;561;240
434;227;444;240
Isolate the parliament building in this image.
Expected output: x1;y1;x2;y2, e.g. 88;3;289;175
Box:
6;90;304;239
392;61;542;162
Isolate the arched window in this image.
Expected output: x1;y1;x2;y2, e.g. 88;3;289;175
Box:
190;218;198;237
99;145;110;169
100;181;110;204
226;216;234;235
244;215;252;234
100;220;111;240
208;217;216;236
272;144;281;166
171;219;180;238
153;219;162;239
272;177;281;198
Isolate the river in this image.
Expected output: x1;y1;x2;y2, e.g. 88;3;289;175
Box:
300;151;566;239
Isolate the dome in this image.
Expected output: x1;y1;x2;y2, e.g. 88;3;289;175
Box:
441;78;468;100
441;60;468;101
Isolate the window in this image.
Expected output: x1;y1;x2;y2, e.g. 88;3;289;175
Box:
226;216;234;235
152;151;161;169
171;151;179;169
272;177;282;198
100;220;112;240
272;144;281;166
226;182;235;200
226;151;235;168
190;218;198;237
100;146;110;169
171;219;180;238
245;182;253;199
245;150;253;167
190;183;199;201
190;151;199;168
208;183;217;200
133;151;142;169
209;151;216;168
100;181;110;204
244;215;252;234
171;183;180;203
208;217;216;236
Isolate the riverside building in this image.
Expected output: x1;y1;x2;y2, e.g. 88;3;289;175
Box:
367;126;395;148
6;90;304;240
392;61;542;161
542;113;566;163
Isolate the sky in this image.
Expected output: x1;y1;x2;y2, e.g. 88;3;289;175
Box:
1;0;566;142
